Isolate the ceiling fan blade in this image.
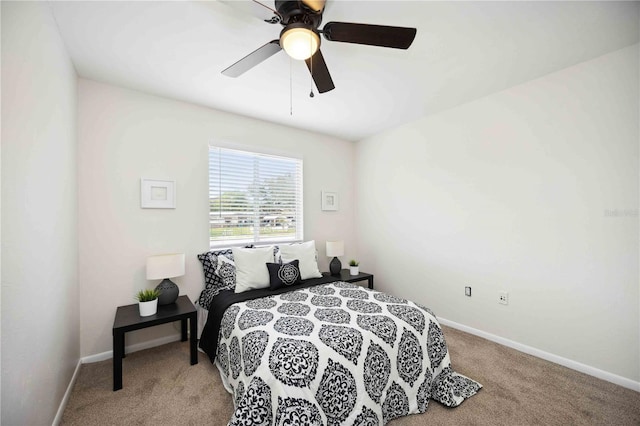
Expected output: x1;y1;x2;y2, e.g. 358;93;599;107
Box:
222;40;282;78
219;0;281;24
305;49;335;93
322;22;417;49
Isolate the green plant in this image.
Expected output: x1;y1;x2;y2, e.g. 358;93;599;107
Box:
135;288;161;302
349;259;359;267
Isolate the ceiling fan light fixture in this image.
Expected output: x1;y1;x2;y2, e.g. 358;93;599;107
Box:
280;24;320;60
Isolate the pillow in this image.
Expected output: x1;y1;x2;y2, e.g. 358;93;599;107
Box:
267;260;302;290
196;249;235;310
215;254;236;288
233;246;274;293
278;240;322;280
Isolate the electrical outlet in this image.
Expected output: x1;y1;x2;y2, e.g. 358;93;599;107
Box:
465;286;471;297
498;291;509;305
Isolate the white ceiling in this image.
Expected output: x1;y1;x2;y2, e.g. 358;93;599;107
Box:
49;1;639;141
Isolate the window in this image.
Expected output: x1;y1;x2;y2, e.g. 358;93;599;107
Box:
209;146;303;247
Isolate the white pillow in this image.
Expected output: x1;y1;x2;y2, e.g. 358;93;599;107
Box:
278;241;322;280
233;246;274;293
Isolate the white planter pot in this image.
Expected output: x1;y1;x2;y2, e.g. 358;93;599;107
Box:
350;266;359;276
139;299;158;317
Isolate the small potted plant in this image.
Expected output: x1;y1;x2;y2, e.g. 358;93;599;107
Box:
135;288;161;317
349;259;360;276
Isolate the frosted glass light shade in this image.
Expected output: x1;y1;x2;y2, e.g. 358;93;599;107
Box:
326;241;344;257
280;26;320;60
146;253;185;280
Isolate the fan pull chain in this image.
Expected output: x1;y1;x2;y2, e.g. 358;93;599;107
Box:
289;56;293;115
309;34;314;98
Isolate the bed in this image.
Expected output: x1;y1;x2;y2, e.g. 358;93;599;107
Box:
197;244;481;425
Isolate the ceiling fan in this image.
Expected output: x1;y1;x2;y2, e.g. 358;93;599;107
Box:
221;0;417;94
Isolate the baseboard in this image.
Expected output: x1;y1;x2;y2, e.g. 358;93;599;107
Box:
52;358;82;426
81;333;183;364
438;317;640;392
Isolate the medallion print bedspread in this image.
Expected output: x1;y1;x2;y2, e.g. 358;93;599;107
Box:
216;282;481;425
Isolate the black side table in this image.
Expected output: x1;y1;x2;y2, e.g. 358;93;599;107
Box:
324;269;374;289
112;295;197;391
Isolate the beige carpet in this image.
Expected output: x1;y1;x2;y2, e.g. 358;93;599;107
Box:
61;326;640;426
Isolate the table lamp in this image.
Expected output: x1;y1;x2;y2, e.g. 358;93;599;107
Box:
146;253;185;305
326;241;344;276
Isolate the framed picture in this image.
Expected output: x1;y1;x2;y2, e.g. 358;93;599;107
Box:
321;191;338;211
141;178;176;209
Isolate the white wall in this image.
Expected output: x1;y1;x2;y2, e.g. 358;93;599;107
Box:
78;80;355;357
356;45;639;383
1;2;79;425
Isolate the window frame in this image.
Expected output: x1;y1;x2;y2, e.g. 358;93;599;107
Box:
208;144;304;249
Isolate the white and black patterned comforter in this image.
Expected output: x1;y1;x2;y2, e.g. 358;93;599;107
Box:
215;282;481;425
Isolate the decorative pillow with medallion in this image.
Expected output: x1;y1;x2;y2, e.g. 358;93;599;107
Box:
267;260;302;290
197;249;235;310
215;254;236;288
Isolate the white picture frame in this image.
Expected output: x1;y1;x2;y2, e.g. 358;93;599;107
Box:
321;191;338;211
141;178;176;209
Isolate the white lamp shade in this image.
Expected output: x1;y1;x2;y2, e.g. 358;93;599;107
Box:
326;241;344;257
146;253;185;280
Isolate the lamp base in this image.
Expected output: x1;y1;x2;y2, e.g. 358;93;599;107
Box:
329;257;342;276
155;278;179;305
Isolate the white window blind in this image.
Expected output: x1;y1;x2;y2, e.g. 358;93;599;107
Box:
209;146;303;247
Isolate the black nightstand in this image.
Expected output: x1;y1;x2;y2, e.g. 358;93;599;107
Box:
323;269;374;289
112;295;197;391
